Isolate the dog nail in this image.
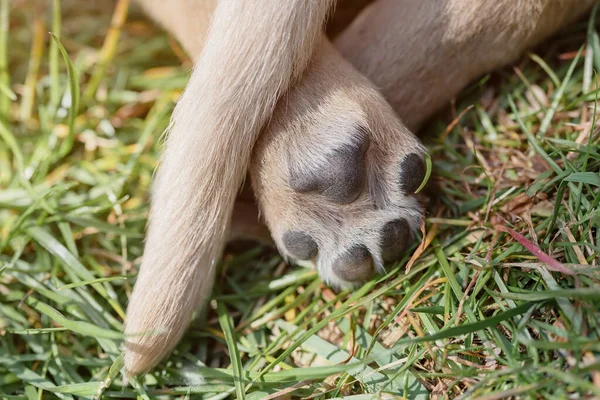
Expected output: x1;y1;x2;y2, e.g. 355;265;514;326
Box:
282;231;318;259
380;218;410;261
332;245;373;282
398;153;426;194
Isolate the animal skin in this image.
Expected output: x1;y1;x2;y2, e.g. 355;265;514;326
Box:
124;0;593;376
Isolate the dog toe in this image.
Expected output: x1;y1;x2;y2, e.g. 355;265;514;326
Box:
282;230;318;259
380;218;411;262
398;153;426;194
332;245;374;282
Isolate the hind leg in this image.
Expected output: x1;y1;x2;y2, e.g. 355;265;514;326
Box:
335;0;594;129
126;0;422;375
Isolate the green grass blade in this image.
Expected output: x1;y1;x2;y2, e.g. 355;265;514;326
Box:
0;0;9;116
217;302;246;400
26;297;123;340
49;33;80;159
49;0;62;111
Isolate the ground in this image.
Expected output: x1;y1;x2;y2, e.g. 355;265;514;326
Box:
1;1;599;399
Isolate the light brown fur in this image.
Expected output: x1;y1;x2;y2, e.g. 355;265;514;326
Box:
124;0;335;375
336;0;593;129
125;0;593;376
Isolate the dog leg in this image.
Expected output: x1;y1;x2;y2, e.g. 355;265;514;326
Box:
136;0;271;245
124;0;335;376
335;0;594;129
250;38;426;289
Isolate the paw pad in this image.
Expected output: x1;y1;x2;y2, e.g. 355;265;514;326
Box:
288;127;369;204
380;218;410;262
332;245;373;282
398;153;426;194
282;231;318;260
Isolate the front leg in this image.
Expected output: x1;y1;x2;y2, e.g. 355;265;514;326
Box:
124;0;336;376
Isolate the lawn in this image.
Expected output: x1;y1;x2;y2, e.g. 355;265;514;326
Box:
1;1;599;399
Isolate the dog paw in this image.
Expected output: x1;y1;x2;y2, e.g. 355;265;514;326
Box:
250;40;427;289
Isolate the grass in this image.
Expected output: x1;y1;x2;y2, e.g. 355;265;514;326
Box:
1;1;599;399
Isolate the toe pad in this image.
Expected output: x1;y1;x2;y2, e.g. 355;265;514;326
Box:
380;218;410;262
398;153;426;194
332;245;373;282
282;231;318;260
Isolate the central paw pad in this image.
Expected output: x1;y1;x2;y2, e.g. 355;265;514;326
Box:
288;129;369;204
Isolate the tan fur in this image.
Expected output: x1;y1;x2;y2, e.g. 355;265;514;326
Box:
124;0;335;376
336;0;594;129
126;0;591;376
